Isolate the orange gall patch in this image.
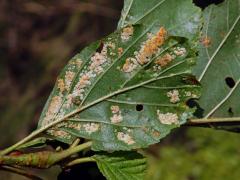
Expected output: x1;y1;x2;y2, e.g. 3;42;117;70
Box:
57;79;65;93
201;36;211;47
118;47;123;56
137;27;167;65
155;53;173;67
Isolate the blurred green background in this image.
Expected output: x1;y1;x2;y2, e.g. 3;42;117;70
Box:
0;0;239;179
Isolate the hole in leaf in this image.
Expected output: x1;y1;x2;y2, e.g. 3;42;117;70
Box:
186;98;204;118
225;77;235;88
193;0;224;9
228;107;234;116
96;42;104;53
136;104;143;111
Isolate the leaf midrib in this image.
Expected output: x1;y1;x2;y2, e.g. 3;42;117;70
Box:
68;118;150;128
106;99;178;107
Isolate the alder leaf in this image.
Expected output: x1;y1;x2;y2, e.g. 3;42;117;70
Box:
94;151;147;180
37;1;202;151
193;0;240;131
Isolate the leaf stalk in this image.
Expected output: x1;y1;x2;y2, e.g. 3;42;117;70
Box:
65;157;96;167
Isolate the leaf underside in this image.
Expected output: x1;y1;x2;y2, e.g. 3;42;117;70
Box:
94;152;147;180
194;0;240;131
37;0;202;151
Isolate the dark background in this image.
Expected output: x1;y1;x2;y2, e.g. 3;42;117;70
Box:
2;0;240;180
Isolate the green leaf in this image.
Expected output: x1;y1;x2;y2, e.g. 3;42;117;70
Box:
193;0;240;129
118;0;201;40
37;4;201;151
94;152;147;180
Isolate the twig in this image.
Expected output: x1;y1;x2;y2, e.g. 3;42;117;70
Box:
0;141;92;168
0;165;43;180
187;117;240;124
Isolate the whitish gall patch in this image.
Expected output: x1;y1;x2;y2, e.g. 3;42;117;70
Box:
110;105;123;123
90;53;106;72
72;42;110;102
173;47;186;56
111;105;120;114
65;71;75;90
167;89;180;103
157;110;179;125
57;79;65;93
106;42;116;50
111;114;123;124
79;74;91;86
121;25;134;41
48;129;71;139
122;57;138;73
75;59;83;68
63;94;73;108
185;91;192;97
67;122;81;131
117;132;135;145
83;123;100;134
70;58;83;68
192;94;198;98
43;96;62;126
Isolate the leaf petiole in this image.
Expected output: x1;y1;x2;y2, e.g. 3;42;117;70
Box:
65;157;96;167
188;117;240;124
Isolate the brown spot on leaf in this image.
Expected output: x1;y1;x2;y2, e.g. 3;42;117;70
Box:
220;31;226;38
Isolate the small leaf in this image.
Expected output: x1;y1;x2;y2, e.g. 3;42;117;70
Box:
193;0;240;130
94;152;147;180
